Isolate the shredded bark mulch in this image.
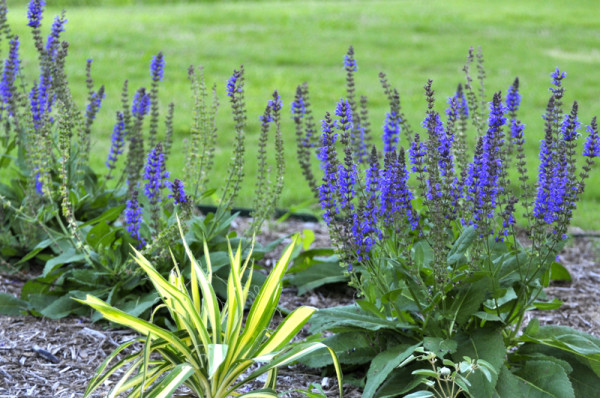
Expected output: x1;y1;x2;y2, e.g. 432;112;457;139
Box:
0;220;598;397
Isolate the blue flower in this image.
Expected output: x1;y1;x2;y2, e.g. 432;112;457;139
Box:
45;13;67;60
106;112;126;171
27;0;45;29
446;86;469;119
0;38;20;113
344;46;357;72
291;93;305;117
125;191;146;248
506;78;521;114
583;118;600;158
382;111;400;153
167;178;188;205
334;98;353;131
132;88;150;118
150;52;165;82
143;143;170;205
317;114;339;224
561;101;581;142
226;69;242;98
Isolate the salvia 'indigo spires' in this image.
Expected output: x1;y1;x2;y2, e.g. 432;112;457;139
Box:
125;190;145;248
344;48;357;72
226;69;242;98
561;101;581;142
0;38;20;113
382;111;400;153
446;88;469;120
86;87;105;121
45;13;66;61
150;52;165;82
291;91;306;117
317;113;339;224
584;119;600;158
143;143;170;205
35;170;43;196
27;0;45;29
167;178;188;205
106;112;126;173
550;67;567;92
334;98;353;130
506;78;521;114
132;88;150;118
533;128;555;224
465;93;507;231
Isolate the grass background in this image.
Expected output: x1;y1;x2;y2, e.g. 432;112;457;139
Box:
4;0;600;228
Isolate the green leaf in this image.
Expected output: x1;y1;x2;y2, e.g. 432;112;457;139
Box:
423;337;457;357
447;226;477;265
285;259;347;295
453;327;505;398
403;391;434;398
514;360;575;398
520;324;600;375
43;248;86;276
515;344;600;397
452;277;492;326
16;238;54;265
413;241;434;269
0;293;28;316
79;204;126;228
362;343;420;398
495;367;526;398
40;294;86;319
301;331;384;368
549;261;571;282
309;305;412;334
532;298;563;311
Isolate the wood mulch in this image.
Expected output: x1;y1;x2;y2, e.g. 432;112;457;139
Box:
0;220;598;397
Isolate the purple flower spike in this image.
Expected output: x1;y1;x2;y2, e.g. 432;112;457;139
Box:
150;52;165;82
583;118;600;158
45;13;67;59
27;0;45;29
143;143;170;205
226;69;242;98
106;112;126;171
125;191;146;248
0;38;21;112
132;88;150;118
167;178;188;205
344;46;357;72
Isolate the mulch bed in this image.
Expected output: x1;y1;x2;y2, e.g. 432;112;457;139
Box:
0;220;598;397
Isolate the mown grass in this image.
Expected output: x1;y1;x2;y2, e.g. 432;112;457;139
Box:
5;0;600;228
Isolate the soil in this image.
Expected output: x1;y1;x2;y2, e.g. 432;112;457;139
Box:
0;220;598;398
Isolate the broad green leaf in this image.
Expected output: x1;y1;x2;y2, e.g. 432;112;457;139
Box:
79;204;126;228
363;343;420;398
16;238;54;265
423;337;457;357
403;392;434;398
515;344;600;396
532;298;563;311
494;367;526;398
309;305;412;334
0;293;28;316
40;294;86;319
43;249;86;276
447;226;477;265
453;327;505;398
514;360;575;398
285;260;347;295
301;331;386;368
549;261;571;282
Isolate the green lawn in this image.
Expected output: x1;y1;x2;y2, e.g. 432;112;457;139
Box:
5;0;600;228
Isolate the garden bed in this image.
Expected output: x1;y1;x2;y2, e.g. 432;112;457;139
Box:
0;220;598;397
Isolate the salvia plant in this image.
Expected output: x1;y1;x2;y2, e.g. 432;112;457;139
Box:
77;220;342;398
0;0;286;320
295;46;600;397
